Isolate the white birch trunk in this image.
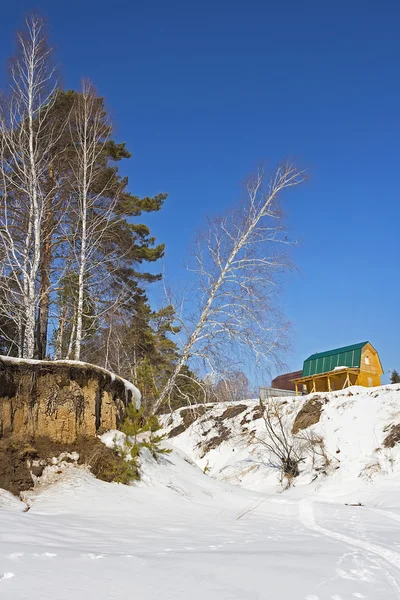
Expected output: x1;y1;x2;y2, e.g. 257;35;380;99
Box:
74;100;89;361
69;80;116;362
0;16;58;358
24;34;43;358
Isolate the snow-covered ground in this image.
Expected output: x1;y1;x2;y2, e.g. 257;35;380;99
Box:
1;385;400;598
164;384;400;501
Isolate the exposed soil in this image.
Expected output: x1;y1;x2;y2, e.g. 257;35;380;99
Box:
220;404;247;420
0;436;127;495
0;358;132;444
168;405;211;438
168;423;187;438
292;397;324;434
383;424;400;448
240;405;263;425
200;424;230;457
252;405;264;421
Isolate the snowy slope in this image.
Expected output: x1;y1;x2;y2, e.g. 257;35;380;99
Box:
1;447;400;599
1;384;400;598
163;385;400;504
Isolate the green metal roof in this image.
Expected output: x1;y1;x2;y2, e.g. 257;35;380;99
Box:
302;342;369;377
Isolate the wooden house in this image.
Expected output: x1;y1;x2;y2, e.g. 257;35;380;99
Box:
271;370;303;393
292;342;383;395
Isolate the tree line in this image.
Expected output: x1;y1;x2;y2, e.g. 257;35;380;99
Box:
0;16;304;412
0;17;174;398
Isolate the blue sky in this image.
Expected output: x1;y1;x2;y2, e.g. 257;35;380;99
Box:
0;1;398;382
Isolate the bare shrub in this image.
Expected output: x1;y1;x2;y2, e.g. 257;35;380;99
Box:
296;429;337;475
251;399;303;485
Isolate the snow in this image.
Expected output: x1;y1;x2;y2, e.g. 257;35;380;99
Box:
163;385;400;500
99;429;127;450
0;354;141;406
1;385;400;598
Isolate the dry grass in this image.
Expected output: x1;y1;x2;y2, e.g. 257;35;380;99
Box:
181;405;210;427
168;405;211;438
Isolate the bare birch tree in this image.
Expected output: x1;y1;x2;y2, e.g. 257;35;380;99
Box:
0;16;58;357
155;163;305;412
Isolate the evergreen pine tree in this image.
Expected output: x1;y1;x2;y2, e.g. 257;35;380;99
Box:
390;369;400;384
40;89;167;361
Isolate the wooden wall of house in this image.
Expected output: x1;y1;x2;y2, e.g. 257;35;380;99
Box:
356;344;382;387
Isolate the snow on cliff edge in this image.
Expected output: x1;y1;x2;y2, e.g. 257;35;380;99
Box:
0;355;141;406
163;384;400;503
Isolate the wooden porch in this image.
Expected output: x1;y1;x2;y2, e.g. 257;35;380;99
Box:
292;367;360;395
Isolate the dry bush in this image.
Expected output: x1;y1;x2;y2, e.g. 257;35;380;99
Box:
296;430;337;475
251;399;303;486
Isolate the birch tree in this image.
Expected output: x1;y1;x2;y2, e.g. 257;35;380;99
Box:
49;86;166;363
155;163;305;412
69;80;119;361
0;17;167;364
0;16;58;357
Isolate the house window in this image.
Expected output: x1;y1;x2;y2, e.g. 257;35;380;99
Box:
364;357;370;365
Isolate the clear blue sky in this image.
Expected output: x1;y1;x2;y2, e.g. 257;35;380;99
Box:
1;0;398;382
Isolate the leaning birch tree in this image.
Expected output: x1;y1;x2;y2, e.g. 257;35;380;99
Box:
155;163;305;412
0;16;58;357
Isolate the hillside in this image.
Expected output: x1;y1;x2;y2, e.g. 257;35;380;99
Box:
1;384;400;598
164;384;400;504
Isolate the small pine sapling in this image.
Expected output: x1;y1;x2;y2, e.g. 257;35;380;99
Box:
120;404;171;465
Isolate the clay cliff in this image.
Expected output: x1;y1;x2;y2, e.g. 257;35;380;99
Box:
0;357;140;443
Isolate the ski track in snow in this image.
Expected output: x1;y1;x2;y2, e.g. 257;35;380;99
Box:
299;501;400;570
299;500;400;598
1;492;399;599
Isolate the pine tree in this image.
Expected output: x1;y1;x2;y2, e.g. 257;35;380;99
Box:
0;15;170;389
390;369;400;384
40;89;167;360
